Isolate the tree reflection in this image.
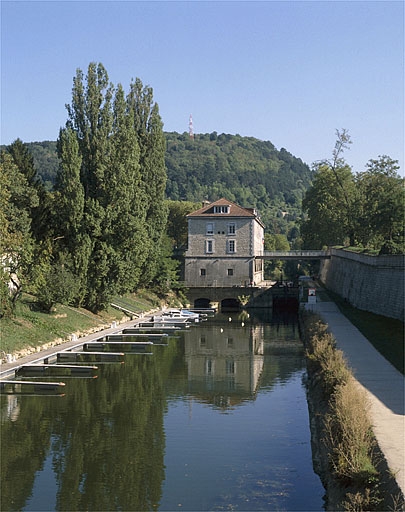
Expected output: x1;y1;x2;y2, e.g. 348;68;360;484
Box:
1;340;182;511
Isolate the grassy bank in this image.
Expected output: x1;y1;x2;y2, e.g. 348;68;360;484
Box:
0;290;164;357
300;310;404;511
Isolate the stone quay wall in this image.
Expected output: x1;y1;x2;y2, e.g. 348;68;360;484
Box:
319;248;405;321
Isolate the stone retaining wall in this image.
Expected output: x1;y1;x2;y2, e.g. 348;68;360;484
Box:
319;249;405;321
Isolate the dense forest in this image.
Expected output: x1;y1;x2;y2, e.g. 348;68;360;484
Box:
21;131;313;236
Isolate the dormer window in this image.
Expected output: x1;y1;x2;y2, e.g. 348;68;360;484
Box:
213;205;230;214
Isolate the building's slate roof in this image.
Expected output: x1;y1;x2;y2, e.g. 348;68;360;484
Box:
187;198;259;219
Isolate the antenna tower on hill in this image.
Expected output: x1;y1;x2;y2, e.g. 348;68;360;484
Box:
189;114;194;139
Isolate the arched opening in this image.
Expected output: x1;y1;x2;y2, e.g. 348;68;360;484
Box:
221;297;240;312
194;297;211;309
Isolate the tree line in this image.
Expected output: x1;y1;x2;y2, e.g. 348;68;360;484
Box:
300;130;404;254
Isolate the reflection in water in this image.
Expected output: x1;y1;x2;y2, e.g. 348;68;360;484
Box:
184;319;264;411
1;311;324;511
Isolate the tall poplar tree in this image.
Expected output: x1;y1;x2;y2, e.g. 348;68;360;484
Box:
53;127;90;304
127;79;167;286
56;63;167;311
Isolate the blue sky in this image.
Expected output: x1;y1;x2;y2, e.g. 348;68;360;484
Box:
1;1;404;173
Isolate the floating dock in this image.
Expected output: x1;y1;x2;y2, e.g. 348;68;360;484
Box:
15;364;98;378
135;323;189;332
105;333;168;342
56;352;125;363
0;380;66;395
84;342;153;353
187;308;216;315
123;328;179;335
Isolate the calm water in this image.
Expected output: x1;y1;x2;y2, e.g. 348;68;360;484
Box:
1;311;325;511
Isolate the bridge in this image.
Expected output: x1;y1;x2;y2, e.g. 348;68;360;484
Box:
257;250;330;260
183;283;299;311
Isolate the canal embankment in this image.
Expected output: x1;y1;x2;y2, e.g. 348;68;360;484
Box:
300;304;405;511
319;248;404;321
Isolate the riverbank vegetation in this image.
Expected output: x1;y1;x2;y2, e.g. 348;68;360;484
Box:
300;310;404;511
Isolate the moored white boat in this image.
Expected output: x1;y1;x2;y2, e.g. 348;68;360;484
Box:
151;313;192;324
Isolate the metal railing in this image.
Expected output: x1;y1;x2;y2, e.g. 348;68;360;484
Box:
259;250;331;259
177;280;254;288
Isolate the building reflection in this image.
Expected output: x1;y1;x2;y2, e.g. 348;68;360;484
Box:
184;322;264;411
0;395;20;423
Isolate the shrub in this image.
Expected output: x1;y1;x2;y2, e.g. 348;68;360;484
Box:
303;313;351;396
325;378;377;483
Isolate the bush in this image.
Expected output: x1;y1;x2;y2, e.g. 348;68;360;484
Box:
35;264;79;312
306;332;351;396
302;312;351;396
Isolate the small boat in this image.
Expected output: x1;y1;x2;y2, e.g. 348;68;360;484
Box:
157;308;206;323
150;313;191;324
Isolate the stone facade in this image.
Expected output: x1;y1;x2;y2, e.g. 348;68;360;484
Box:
319;248;405;321
184;198;265;287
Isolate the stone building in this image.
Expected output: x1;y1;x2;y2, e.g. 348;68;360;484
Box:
184;198;265;287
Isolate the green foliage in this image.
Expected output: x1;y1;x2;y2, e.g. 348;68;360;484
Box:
263;233;292;279
301;131;404;253
128;82;168;287
301;163;355;248
150;233;180;295
6;138;39;188
356;156;404;253
25;140;58;190
51;62;167;312
165;131;313;235
166;200;201;249
28;131;314;239
0;151;38;316
264;233;290;251
35;262;79;313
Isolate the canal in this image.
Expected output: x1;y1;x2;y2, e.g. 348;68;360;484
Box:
1;310;325;511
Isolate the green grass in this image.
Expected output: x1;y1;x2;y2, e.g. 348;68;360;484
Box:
325;290;404;375
0;291;161;355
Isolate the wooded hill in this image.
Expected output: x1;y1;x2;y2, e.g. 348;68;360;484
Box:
21;132;313;233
